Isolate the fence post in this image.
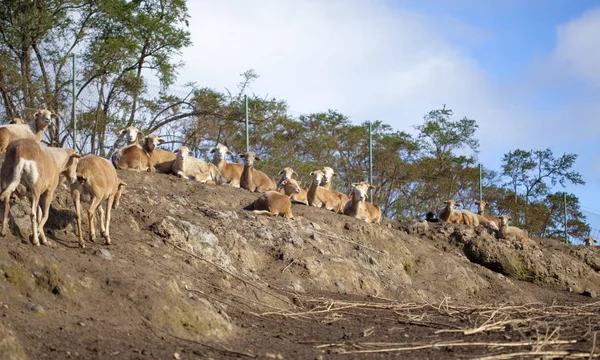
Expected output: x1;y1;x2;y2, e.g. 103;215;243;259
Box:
368;121;373;199
245;94;249;152
564;192;568;243
479;164;483;201
72;53;77;149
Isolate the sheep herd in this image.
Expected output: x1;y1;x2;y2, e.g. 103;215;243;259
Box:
0;110;591;248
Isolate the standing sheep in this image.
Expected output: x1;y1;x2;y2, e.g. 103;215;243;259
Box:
0;139;80;245
71;155;127;248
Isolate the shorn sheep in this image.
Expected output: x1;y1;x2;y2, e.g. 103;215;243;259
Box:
71;155;126;248
144;134;176;173
239;151;276;192
210;144;244;187
343;181;382;224
0;109;55;153
172;146;217;183
307;170;345;212
497;215;529;243
0;139;80;245
245;179;300;219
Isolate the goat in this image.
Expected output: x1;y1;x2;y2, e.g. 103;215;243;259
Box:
172;146;217;183
144;134;176;173
0;109;54;153
343;181;382;224
210;144;244;187
307;170;345;212
0;139;80;245
239;151;276;192
245;179;300;219
497;215;529;243
71;155;126;248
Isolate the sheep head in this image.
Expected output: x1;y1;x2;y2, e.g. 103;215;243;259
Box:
33;109;58;131
351;181;374;202
278;178;301;196
443;200;461;210
321;166;338;186
309;170;325;186
145;134;165;151
120;126;144;145
210;144;233;161
498;215;512;226
174;146;194;163
239;151;260;166
278;167;298;181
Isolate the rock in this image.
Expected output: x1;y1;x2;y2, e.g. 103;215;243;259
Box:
26;302;45;314
368;256;377;265
310;222;321;230
282;280;305;293
334;280;345;291
95;249;112;260
582;289;597;298
173;352;181;360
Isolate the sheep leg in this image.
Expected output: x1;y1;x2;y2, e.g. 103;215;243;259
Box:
104;196;115;245
30;193;41;246
37;190;54;245
71;188;86;248
1;193;11;237
97;204;106;238
87;196;102;243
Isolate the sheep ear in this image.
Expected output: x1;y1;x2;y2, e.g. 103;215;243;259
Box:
226;150;233;156
210;148;216;153
120;129;127;134
443;201;449;204
456;203;462;207
507;216;512;221
333;172;339;177
309;171;314;176
239;154;245;158
173;150;179;154
278;169;285;175
368;185;375;189
254;155;261;161
188;151;194;157
352;183;359;187
474;201;480;204
72;153;82;159
137;131;144;138
292;171;298;177
34;111;40;117
51;113;59;119
158;138;165;144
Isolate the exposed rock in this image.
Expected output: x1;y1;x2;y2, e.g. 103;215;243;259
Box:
582;289;597;298
95;249;112;260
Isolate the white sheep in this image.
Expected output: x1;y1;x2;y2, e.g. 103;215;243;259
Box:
172;146;217;183
307;170;345;212
497;215;529;243
584;236;596;246
277;167;298;188
71;155;126;248
343;181;382;224
0;109;55;153
0;139;80;245
210;144;244;187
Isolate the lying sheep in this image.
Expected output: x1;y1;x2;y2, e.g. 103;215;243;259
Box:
497;215;528;243
210;144;244;187
244;179;300;219
0;109;54;153
277;167;298;188
7;118;26;124
320;166;351;212
172;146;217;183
239;151;276;192
343;181;382;224
0;139;80;245
475;200;501;229
278;178;308;205
144;134;176;173
71;155;126;248
307;170;345;212
111;143;154;172
120;126;144;145
438;200;466;224
584;236;596;246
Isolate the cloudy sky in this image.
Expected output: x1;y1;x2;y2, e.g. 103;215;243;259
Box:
178;0;600;230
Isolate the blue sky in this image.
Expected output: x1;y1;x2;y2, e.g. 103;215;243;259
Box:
180;0;600;237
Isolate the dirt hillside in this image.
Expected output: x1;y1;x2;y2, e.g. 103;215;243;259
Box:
1;169;599;359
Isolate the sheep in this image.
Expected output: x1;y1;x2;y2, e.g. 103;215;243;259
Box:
71;155;126;248
307;170;345;212
210;144;244;187
584;236;596;246
144;134;176;173
239;151;277;192
278;177;308;205
343;181;382;224
172;146;218;183
475;200;501;229
245;179;300;219
120;126;144;145
111;143;154;172
0;139;80;245
438;200;467;224
0;109;55;153
277;167;298;188
497;215;529;243
7;118;26;124
320;166;351;212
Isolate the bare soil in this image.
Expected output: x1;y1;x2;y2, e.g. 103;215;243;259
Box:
1;170;599;359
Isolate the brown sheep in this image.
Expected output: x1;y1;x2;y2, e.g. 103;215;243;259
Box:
343;181;382;224
244;179;300;219
239;151;276;192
